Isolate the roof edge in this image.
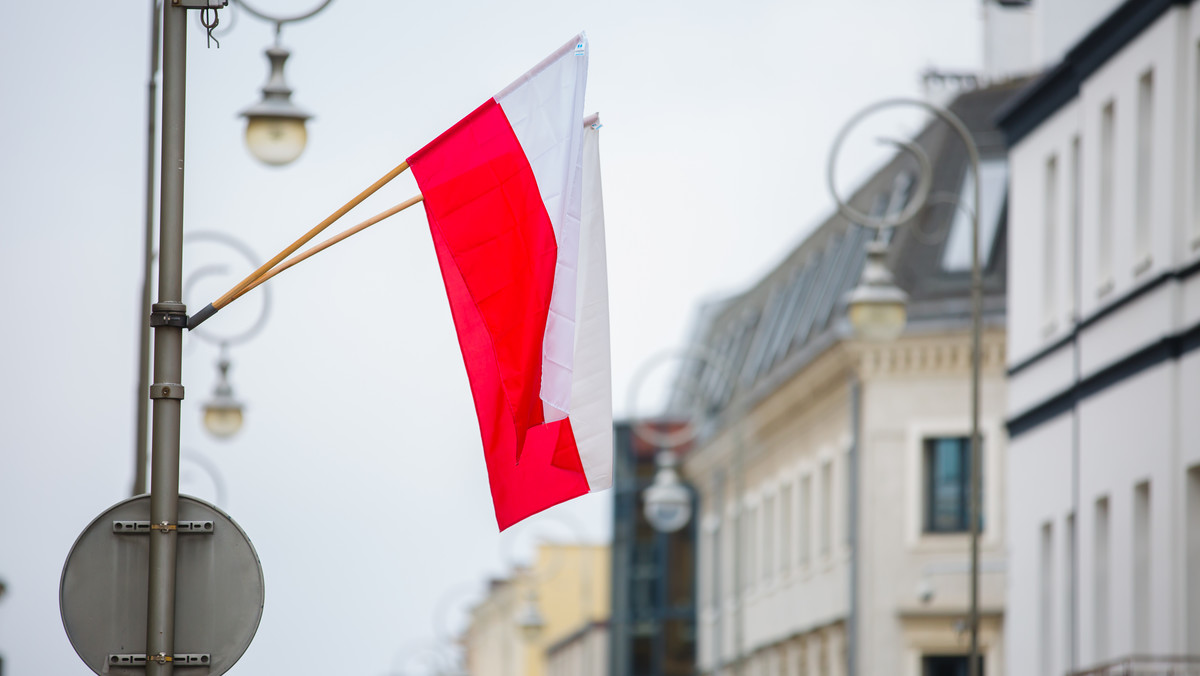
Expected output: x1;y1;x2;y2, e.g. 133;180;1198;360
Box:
993;0;1190;146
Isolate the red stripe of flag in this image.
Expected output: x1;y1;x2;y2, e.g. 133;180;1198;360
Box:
409;99;590;530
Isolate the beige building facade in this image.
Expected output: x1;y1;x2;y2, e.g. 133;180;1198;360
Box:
673;83;1021;676
465;544;610;676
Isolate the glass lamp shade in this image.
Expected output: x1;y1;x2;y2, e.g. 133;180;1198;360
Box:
643;452;693;533
203;402;244;439
514;595;545;643
644;482;692;533
847;296;907;342
846;240;908;341
245;116;308;166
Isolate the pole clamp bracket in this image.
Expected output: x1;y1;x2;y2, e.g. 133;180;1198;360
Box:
149;383;185;400
108;654;211;667
170;0;227;8
150;302;188;328
113;520;214;534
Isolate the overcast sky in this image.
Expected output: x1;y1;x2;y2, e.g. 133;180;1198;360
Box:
0;2;982;674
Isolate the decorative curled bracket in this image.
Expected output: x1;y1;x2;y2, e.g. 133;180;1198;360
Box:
236;0;333;26
826;97;979;232
625;345;733;451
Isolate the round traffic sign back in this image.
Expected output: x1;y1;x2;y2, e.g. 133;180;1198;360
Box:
60;494;264;676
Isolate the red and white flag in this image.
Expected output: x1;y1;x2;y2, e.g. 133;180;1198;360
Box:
407;35;612;530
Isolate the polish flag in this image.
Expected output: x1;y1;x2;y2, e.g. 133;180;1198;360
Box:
407;35;612;530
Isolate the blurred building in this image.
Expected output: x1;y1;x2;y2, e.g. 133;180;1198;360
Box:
465;544;611;676
666;79;1025;676
609;420;698;676
996;0;1200;674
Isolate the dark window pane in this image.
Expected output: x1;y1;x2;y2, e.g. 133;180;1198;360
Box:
924;437;984;533
662;619;696;676
923;655;984;676
632;636;653;676
666;524;695;607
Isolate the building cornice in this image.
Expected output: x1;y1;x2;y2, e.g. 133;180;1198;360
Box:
682;330;1007;480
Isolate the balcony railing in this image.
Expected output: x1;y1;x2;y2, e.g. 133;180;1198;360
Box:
1069;656;1200;676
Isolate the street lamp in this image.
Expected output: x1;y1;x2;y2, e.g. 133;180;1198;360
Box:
181;231;272;442
829;97;984;676
131;0;331;495
233;0;333;167
202;350;244;438
844;240;907;341
643;450;692;533
628;346;743;674
240;44;311;166
515;589;546;644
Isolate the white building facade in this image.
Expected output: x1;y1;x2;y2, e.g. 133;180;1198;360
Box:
997;1;1200;674
672;80;1026;676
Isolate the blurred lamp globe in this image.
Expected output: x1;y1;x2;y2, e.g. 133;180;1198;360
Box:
642;451;692;533
203;356;244;439
514;591;545;643
203;400;244;440
241;46;311;167
244;116;307;166
846;240;908;341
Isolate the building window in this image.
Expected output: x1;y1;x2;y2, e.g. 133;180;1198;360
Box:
1133;481;1151;651
1040;522;1055;676
1068;136;1081;322
923;437;981;533
1135;69;1153;267
724;506;736;601
763;495;775;584
923;655;984;676
1194;41;1200;248
743;506;757;592
941;158;1008;272
702;523;716;610
1098;100;1115;290
819;462;832;557
1064;512;1076;665
1043;154;1059;331
780;483;793;572
1187;466;1200;652
799;475;812;566
1094;496;1111;661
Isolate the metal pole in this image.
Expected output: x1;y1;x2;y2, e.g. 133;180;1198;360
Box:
847;377;860;676
966;122;983;676
147;1;186;673
827;98;983;676
134;0;161;497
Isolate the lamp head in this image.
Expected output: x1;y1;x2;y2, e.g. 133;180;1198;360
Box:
846;240;908;341
514;590;545;643
642;451;693;533
241;46;311;166
203;355;244;439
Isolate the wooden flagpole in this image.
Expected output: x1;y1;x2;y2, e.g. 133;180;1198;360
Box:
188;160;412;330
229;194;424;304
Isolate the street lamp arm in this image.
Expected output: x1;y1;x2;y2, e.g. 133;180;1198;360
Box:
234;0;333;29
831;96;983;676
181;230;273;348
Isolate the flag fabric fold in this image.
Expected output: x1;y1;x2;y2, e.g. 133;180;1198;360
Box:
407;34;612;530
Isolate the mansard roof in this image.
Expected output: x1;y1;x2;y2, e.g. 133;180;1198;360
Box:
671;79;1028;420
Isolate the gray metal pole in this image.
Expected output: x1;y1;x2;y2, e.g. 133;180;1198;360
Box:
966;123;983;676
847;377;860;676
828;98;983;676
147;1;186;673
134;0;161;498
